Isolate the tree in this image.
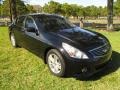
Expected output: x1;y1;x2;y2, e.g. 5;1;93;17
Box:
83;6;91;18
9;0;12;21
83;6;99;18
0;1;3;17
15;0;29;15
70;4;83;18
107;0;114;30
26;4;36;13
61;3;72;17
90;5;99;18
2;0;31;17
2;0;10;16
100;7;107;16
114;0;120;16
11;0;17;21
77;6;84;17
43;1;61;14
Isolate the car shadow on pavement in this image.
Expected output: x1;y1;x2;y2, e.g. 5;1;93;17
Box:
73;51;120;81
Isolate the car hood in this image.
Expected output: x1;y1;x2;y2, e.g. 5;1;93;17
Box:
55;27;105;48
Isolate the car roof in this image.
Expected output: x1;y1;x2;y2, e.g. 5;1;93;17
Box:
18;13;63;18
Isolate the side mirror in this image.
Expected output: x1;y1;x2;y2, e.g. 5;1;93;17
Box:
27;27;36;33
26;27;39;35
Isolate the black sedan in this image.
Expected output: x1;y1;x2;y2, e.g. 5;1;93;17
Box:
9;13;112;77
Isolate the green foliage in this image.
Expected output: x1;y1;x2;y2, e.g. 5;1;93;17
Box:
1;0;36;16
16;0;29;15
98;6;107;16
0;0;120;18
62;4;83;18
43;1;61;14
114;0;120;16
61;3;73;17
43;1;108;18
2;0;10;16
76;5;84;17
83;6;107;18
26;4;36;13
0;3;3;16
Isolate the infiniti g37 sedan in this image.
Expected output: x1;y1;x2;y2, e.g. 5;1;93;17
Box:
9;14;112;77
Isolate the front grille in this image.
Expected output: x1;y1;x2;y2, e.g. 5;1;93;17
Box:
89;43;110;58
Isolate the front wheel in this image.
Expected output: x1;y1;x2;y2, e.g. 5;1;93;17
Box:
10;33;18;48
46;49;66;77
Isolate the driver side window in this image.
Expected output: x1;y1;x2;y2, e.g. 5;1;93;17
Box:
25;17;36;29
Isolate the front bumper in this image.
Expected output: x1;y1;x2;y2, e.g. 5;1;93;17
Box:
62;47;112;77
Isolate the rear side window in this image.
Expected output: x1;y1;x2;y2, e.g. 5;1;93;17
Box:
16;16;25;27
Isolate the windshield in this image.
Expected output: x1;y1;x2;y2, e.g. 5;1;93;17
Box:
35;15;75;31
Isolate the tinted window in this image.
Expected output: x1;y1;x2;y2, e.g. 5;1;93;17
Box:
25;17;36;29
34;15;75;31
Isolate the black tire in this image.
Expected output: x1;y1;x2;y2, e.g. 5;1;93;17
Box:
46;49;66;77
10;33;18;48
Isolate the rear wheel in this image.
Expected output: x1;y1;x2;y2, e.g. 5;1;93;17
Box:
10;33;18;48
46;49;66;77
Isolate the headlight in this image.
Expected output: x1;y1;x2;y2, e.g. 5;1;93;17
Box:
62;43;89;59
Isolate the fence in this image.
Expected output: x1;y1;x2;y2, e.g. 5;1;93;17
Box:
0;17;120;30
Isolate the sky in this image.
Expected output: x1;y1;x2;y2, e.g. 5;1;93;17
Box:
26;0;108;7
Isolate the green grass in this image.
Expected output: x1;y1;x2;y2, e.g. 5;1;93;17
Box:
0;27;120;90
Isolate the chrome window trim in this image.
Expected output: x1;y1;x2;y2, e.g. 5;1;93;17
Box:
24;15;39;34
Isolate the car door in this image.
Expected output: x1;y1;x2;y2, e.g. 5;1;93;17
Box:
13;16;26;47
23;16;44;56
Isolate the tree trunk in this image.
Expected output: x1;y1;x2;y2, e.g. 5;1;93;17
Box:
9;0;12;22
11;0;17;21
107;0;114;31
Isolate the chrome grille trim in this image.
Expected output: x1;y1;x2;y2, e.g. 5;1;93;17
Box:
89;43;111;58
89;43;107;52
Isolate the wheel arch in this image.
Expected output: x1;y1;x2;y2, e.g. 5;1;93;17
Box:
44;47;54;64
44;47;61;64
